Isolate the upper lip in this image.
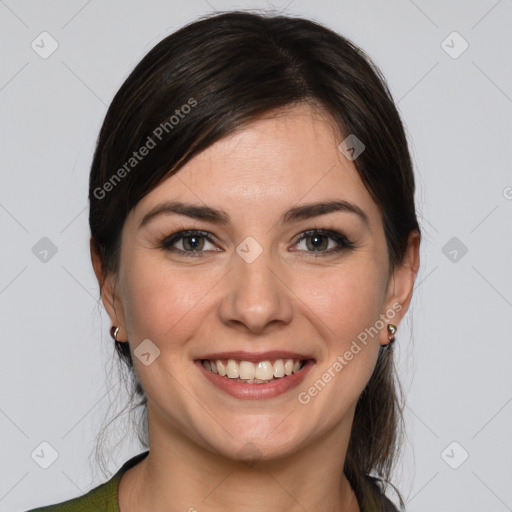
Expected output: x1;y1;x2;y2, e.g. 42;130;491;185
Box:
195;351;315;362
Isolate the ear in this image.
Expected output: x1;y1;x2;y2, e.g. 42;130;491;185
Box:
90;237;128;343
379;230;420;346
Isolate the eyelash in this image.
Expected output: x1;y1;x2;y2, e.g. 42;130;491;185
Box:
158;228;355;258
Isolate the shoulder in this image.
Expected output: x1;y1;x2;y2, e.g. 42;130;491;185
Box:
23;478;117;512
24;451;150;512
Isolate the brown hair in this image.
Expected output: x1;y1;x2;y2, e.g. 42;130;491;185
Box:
89;10;419;510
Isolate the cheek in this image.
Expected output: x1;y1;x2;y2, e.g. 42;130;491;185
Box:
291;257;387;397
119;250;220;347
293;274;385;426
295;257;388;340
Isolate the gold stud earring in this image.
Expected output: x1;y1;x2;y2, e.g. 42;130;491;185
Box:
110;325;120;342
387;324;397;345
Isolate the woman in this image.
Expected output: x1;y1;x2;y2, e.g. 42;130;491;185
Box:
28;10;420;512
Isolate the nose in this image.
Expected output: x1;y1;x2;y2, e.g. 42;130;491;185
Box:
218;246;294;334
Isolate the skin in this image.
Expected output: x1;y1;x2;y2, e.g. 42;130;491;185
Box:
92;103;420;512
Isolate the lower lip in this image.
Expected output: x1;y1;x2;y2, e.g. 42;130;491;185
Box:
195;359;315;400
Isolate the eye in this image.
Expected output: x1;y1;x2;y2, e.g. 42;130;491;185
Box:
159;230;218;257
292;229;355;255
159;228;355;258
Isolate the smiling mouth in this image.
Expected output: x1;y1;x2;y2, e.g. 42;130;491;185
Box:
199;358;309;384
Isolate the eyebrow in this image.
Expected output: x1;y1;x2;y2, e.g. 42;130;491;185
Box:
139;199;370;229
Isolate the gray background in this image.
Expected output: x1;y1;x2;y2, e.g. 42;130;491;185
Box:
1;1;511;511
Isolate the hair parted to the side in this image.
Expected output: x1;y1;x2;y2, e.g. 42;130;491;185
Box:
89;10;419;511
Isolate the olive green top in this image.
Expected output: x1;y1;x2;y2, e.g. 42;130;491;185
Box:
25;451;150;512
26;450;399;511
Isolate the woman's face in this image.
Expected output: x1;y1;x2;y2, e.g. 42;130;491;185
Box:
100;104;416;462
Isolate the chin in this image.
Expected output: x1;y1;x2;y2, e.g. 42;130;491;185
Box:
197;417;309;464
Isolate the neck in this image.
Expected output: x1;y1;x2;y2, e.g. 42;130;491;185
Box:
119;408;360;512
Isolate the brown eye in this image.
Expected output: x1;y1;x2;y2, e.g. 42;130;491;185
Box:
160;230;217;256
304;233;329;251
293;229;355;255
181;234;206;251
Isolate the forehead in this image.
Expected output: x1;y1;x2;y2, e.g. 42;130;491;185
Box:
131;104;382;226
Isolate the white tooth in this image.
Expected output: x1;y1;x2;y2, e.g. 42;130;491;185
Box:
273;359;285;378
202;360;211;371
210;361;218;374
292;361;301;373
284;359;294;376
239;361;256;380
216;360;226;377
226;359;239;379
255;361;274;380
